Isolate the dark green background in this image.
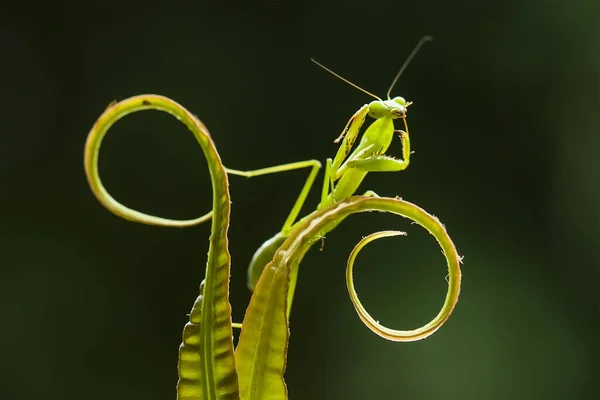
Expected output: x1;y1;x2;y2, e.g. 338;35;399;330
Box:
1;2;598;399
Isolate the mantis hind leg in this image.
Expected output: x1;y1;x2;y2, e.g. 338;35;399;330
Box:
245;157;330;292
229;160;322;291
226;159;321;232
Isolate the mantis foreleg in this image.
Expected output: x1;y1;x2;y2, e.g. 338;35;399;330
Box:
331;104;369;175
347;130;411;172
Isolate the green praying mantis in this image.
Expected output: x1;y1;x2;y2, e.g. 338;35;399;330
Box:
243;37;432;306
84;36;462;399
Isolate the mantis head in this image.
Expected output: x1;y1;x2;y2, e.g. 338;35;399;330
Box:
367;97;411;119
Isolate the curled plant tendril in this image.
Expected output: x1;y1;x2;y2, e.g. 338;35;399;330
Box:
272;197;462;343
84;95;241;398
84;99;213;228
346;230;458;342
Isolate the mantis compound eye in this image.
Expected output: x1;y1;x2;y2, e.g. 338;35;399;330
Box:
367;101;388;118
392;96;407;106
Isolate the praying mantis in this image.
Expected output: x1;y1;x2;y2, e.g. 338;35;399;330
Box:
241;36;432;302
83;36;462;399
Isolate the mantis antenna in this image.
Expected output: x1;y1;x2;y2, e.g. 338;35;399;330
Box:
386;36;433;99
310;58;382;101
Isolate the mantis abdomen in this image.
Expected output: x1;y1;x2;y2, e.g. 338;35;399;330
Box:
247;232;287;290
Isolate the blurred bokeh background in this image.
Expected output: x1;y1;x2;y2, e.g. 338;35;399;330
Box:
1;2;598;399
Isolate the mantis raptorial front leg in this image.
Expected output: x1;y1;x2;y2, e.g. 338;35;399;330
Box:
346;129;411;172
331;104;370;171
